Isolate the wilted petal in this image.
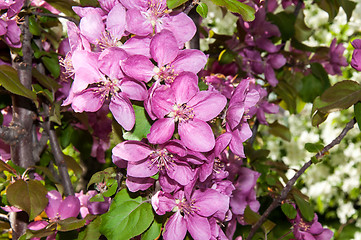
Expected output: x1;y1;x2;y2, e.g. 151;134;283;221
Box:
150;30;178;66
148;118;175;144
164;212;187;240
112;141;152;162
109;92;135;131
178;119;215;152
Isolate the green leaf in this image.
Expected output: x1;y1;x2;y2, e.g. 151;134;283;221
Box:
166;0;188;9
41;54;60;79
268;121;291;142
244;206;275;233
77;216;102;240
32;68;62;91
316;0;340;22
317;80;361;113
87;167;116;189
142;220;162;240
267;12;296;41
44;0;78;18
6;180;49;220
103;181;118;198
0;65;37;100
339;0;357;21
210;0;255;21
100;189;154;240
63;154;83;176
354;102;361;131
281;203;297;219
294;194;314;222
57;217;87;232
196;3;208;18
299;74;325;103
29;16;42;36
90;194;105;203
304;143;324;153
123;105;152;141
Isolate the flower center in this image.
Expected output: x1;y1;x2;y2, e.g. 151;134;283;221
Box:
97;31;121;49
149;148;174;170
168;103;194;123
175;198;199;216
90;77;120;100
298;218;311;231
59;53;75;78
156;65;178;84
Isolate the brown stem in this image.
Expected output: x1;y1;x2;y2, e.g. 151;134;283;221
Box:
246;118;356;240
30;11;79;24
11;15;37;169
43;105;74;196
184;0;199;15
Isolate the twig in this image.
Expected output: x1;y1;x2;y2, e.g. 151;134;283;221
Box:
31;11;79;24
246;117;356;240
43;104;74;196
184;0;199;15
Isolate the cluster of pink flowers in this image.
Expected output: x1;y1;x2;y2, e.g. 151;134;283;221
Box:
0;0;23;48
57;0;287;239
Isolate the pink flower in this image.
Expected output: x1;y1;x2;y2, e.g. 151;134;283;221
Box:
112;140;195;191
147;72;227;152
121;0;196;47
28;190;80;230
152;189;229;240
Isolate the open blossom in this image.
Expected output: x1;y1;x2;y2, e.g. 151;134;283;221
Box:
121;30;207;83
120;0;196;47
62;49;147;131
152;189;229;240
323;38;348;76
28;190;80;231
290;208;333;240
112;140;195;191
147;72;227;152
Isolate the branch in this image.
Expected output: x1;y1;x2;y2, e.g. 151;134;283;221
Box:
31;11;79;24
184;0;199;15
42;104;73;196
246;117;356;240
0;125;26;144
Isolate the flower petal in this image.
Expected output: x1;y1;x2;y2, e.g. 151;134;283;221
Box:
163;212;187;240
121;55;154;82
147;118;175;144
150;30;178;66
171;72;198;104
186;214;211;240
109;92;135;131
59;196;80;219
112;140;152;162
178;119;215;152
